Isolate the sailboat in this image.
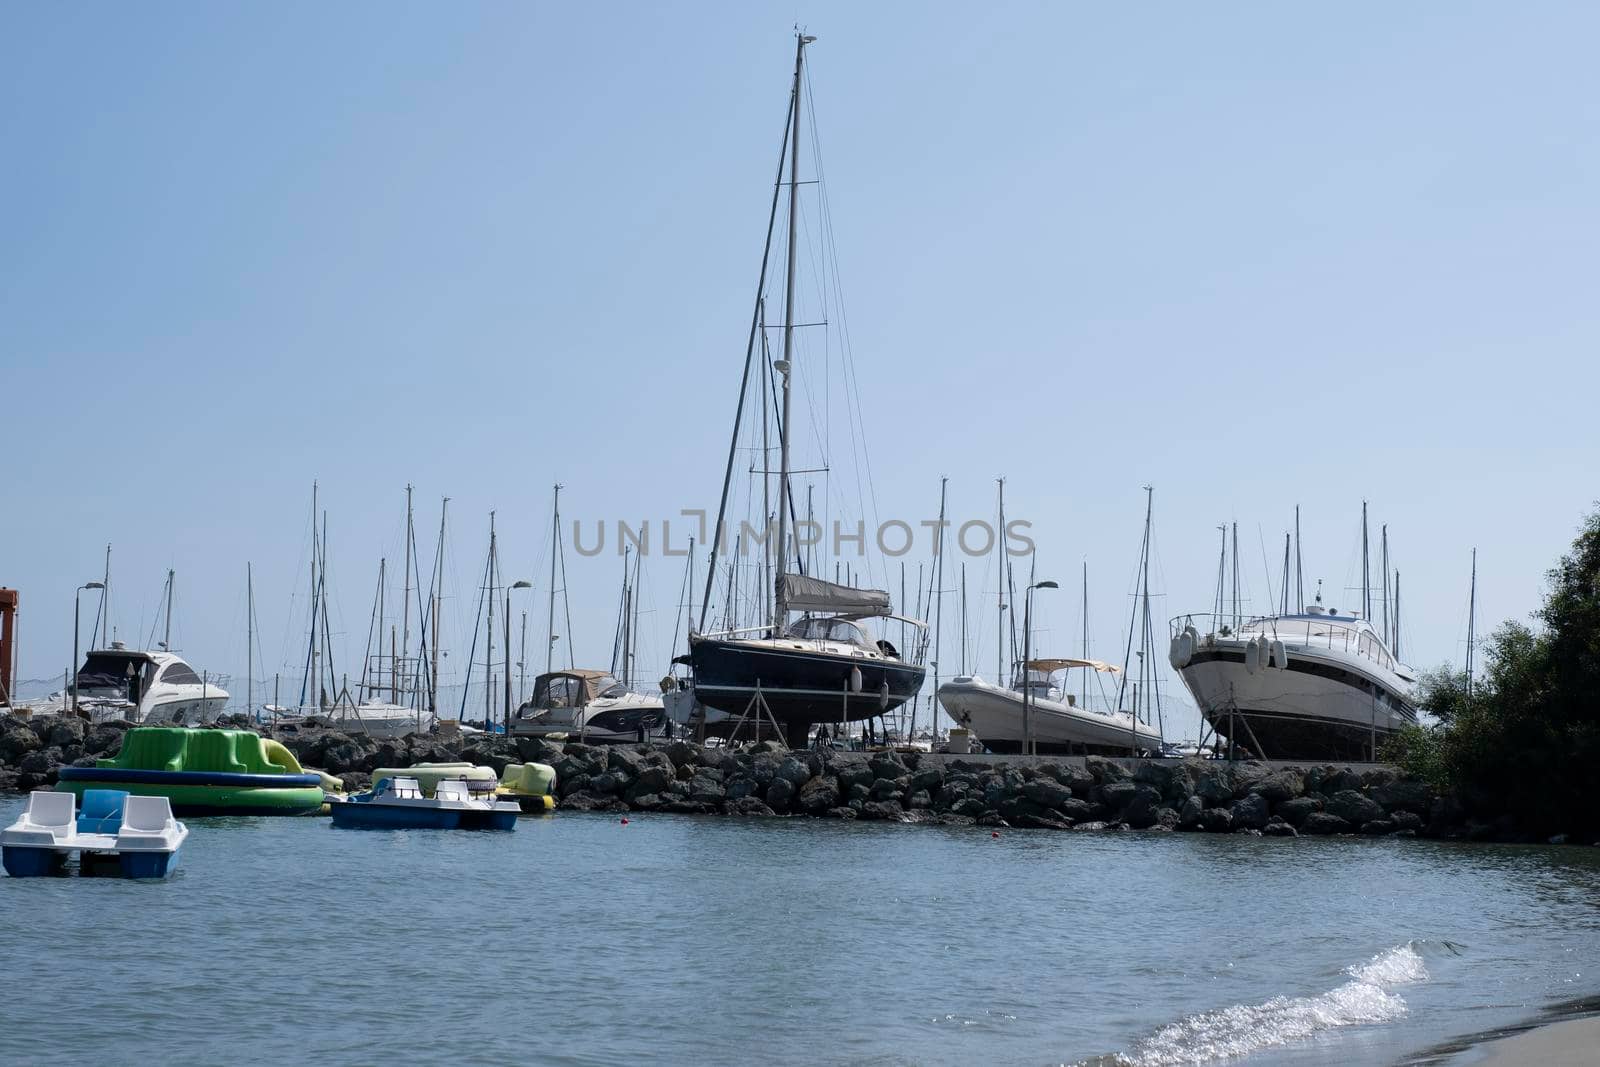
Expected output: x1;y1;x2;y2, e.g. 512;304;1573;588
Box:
677;35;928;746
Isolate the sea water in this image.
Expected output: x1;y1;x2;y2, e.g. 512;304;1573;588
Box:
1;798;1597;1066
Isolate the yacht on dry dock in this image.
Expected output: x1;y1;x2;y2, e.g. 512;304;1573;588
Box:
511;669;667;743
938;659;1163;755
1168;593;1417;761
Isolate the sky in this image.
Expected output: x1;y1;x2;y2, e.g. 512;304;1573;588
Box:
3;2;1597;738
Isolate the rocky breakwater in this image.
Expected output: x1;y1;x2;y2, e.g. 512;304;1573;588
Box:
543;741;1489;840
0;714;133;793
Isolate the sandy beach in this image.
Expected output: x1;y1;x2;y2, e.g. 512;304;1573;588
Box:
1473;1016;1600;1066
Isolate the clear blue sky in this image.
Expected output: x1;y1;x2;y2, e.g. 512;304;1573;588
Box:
4;3;1597;738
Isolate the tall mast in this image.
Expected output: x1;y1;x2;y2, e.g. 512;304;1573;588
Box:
1213;525;1227;632
304;481;318;707
770;32;812;633
97;544;111;647
959;563;968;677
401;485;413;694
547;484;561;674
1081;559;1089;710
1230;521;1239;629
1294;504;1303;609
698;59;798;634
1465;548;1477;698
163;569;175;652
930;477;947;738
246;561;254;718
430;496;448;715
1381;524;1390;644
1139;487;1154;724
995;477;1006;683
485;512;496;725
1281;533;1291;615
1361;501;1371;620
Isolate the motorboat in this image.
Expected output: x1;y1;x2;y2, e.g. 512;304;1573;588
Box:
329;775;519;831
511;670;666;743
938;658;1164;755
1169;597;1418;761
2;789;187;879
22;644;231;725
307;700;435;739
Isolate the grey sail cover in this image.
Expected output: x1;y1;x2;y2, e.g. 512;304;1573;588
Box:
778;572;892;616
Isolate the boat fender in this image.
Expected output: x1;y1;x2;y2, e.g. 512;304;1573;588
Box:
1169;628;1196;669
849;666;863;693
1245;638;1260;674
878;681;890;710
1269;639;1288;670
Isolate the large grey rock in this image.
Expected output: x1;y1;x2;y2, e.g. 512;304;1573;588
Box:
1013;811;1073;830
1100;780;1139;810
1301;812;1353;835
765;777;797;811
517;736;563;764
1231;793;1271;830
560;774;593;798
1371;778;1433;815
689;775;727;805
859;799;906;822
750;753;784;788
18;748;60;776
628;792;666;811
906;790;933;810
46;718;86;748
1;726;43;764
868;755;906;782
1198;807;1234;833
727;796;777;817
607;746;648;776
1263;819;1298;837
910;767;944;795
1086;756;1128;782
83;725;126;757
1326;790;1385;827
1178;795;1205;829
665;739;699;769
1056;797;1096;822
870;777;906;801
951;796;988;817
630;765;675;797
590;771;624;796
797;776;840;814
775;756;813;788
1022;777;1075;810
726;776;760;800
1276;795;1323;827
1196;768;1235;805
1249;770;1304;805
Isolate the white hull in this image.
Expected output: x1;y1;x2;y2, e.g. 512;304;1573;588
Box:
312;703;437;739
1168;608;1416;761
937;676;1163;755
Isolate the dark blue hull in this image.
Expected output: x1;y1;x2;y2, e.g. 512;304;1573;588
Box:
329;803;517;831
688;636;925;737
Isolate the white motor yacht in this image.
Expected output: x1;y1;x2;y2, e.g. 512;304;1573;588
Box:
1169;595;1417;761
24;644;231;725
938;658;1163;755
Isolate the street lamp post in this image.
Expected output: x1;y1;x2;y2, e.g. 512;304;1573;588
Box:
1022;580;1058;757
72;581;105;716
505;580;532;734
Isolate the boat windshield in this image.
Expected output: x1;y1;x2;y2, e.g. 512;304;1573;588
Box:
785;616;873;650
76;654;154;698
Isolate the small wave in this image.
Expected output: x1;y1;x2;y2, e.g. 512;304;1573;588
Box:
1112;943;1428;1066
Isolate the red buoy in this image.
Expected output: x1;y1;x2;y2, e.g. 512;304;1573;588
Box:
990;831;999;839
621;818;630;825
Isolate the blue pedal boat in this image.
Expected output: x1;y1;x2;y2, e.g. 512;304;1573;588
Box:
2;789;189;878
328;776;520;831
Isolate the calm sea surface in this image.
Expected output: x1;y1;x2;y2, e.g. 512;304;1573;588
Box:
2;797;1598;1066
